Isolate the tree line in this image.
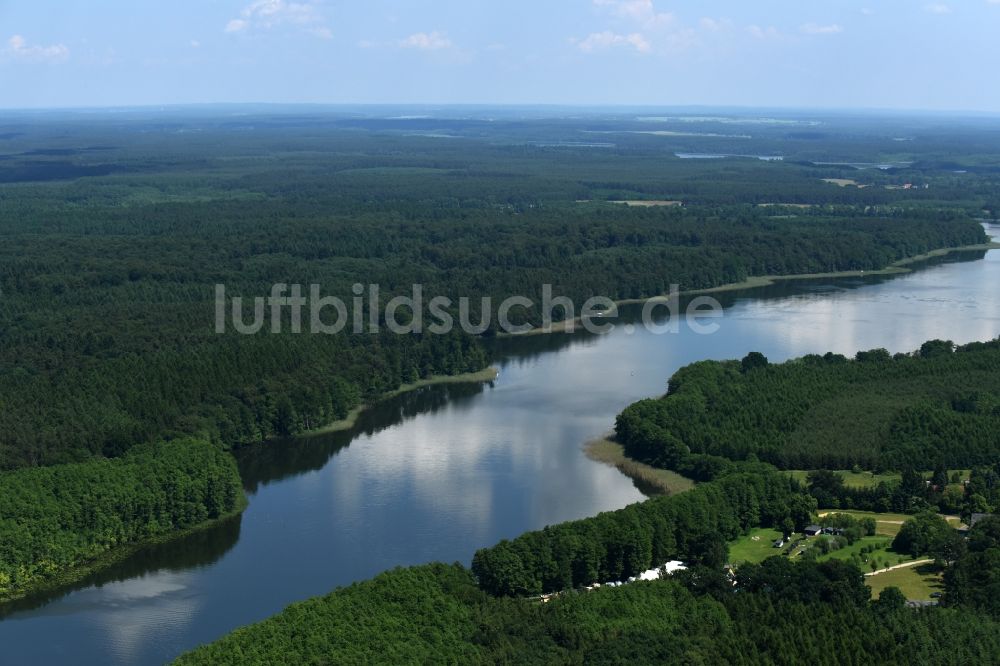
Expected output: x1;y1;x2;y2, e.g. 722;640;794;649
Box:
0;173;984;470
470;472;816;597
174;529;1000;665
616;338;1000;473
0;438;244;601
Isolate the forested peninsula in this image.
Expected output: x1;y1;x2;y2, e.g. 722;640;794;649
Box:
0;439;244;602
616;337;1000;472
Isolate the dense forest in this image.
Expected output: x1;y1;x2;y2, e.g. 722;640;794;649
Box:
176;509;1000;665
4;111;1000;661
471;471;814;596
174;468;1000;664
804;463;1000;518
0;438;244;601
616;337;1000;473
0;115;992;470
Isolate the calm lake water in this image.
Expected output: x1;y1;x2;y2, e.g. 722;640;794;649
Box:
2;226;999;665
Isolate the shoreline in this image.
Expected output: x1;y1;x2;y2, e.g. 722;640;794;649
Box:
584;435;696;497
503;241;1000;337
2;368;500;606
301;366;500;437
685;241;1000;296
0;500;248;607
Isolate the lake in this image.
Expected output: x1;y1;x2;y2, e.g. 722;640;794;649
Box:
2;226;998;665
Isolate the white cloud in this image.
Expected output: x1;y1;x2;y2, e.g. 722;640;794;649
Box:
800;23;843;35
925;3;952;13
594;0;673;27
587;0;708;55
576;31;651;54
746;25;781;40
224;0;329;37
5;34;69;62
399;31;452;51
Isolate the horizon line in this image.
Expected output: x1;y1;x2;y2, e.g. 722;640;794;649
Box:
1;101;1000;118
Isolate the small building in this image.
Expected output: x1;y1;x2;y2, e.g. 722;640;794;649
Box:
804;525;823;537
969;513;994;530
773;539;785;548
906;600;938;608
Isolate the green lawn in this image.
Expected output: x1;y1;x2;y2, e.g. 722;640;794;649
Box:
813;536;908;570
728;528;789;565
787;470;899;489
787;469;971;489
816;510;963;537
729;509;962;572
867;563;944;601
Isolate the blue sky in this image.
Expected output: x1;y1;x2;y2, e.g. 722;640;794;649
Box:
1;0;999;110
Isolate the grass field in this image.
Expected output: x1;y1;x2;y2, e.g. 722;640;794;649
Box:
817;510;963;537
814;536;906;569
867;562;944;601
730;508;965;573
787;470;899;488
728;528;789;565
787;469;971;489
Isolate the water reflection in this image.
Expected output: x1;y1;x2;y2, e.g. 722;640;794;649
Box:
236;381;491;493
0;236;997;666
0;515;242;620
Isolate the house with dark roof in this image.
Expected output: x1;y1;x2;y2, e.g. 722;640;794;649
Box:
969;513;994;529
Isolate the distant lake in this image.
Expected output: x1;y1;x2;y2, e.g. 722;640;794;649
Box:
2;226;998;665
811;160;913;170
675;152;784;161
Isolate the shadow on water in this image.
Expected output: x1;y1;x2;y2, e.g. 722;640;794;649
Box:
0;242;987;635
0;232;993;666
0;513;243;619
235;380;492;493
0;381;496;621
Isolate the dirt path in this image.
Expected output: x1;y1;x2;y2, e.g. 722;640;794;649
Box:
817;512;904;524
865;558;932;577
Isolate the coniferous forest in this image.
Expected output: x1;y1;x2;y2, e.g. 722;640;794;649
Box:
616;338;1000;472
3;110;1000;663
0;438;243;601
0;115;993;470
176;480;1000;665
